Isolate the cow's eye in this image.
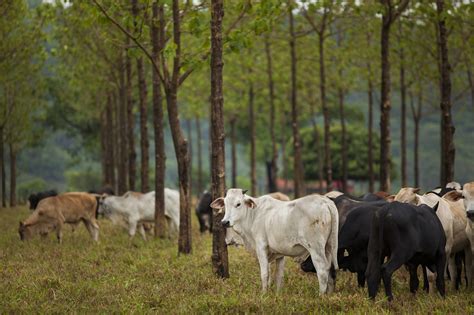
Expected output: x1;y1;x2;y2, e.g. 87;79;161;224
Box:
236;203;241;208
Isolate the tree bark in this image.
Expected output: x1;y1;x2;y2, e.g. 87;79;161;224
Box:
118;52;128;195
196;116;203;193
410;89;422;188
151;1;166;238
9;143;16;208
167;0;192;254
338;88;348;193
288;3;305;197
100;109;107;185
230;116;237;188
367;70;375;193
319;35;332;192
437;0;455;185
105;93;116;188
248;78;256;196
264;37;278;193
210;0;229;278
126;42;136;191
0;128;5;207
398;19;407;187
187;119;193;196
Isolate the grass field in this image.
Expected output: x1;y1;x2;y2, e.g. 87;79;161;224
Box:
1;206;473;313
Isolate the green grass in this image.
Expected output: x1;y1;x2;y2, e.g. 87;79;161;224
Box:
1;206;473;313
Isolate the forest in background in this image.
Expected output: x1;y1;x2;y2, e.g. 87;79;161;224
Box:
1;0;473;204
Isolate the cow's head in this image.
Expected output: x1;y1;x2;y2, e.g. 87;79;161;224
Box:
18;221;33;241
210;188;256;228
97;194;110;215
446;181;462;190
394;187;420;204
462;183;474;221
27;194;38;210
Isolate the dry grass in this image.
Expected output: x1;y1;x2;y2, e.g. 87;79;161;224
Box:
1;206;473;313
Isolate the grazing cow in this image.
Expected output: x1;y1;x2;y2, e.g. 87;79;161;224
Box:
211;189;338;294
366;202;446;301
19;192;100;243
196;191;213;233
27;190;58;210
99;189;179;240
395;187;472;290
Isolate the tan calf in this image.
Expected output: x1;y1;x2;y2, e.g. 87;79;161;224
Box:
19;192;100;243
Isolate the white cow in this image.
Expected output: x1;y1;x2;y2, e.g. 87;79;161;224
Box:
99;189;179;240
211;189;338;294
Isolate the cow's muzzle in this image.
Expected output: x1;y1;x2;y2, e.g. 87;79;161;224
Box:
467;210;474;220
221;220;230;228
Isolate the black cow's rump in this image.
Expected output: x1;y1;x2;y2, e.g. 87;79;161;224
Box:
28;190;58;210
195;191;213;233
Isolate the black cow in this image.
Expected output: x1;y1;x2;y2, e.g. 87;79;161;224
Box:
88;186;115;196
27;190;58;210
331;194;387;229
196;191;213;233
366;202;446;301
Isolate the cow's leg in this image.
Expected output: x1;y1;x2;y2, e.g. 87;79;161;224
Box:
357;271;365;288
196;213;206;233
381;256;404;301
422;266;430;293
447;254;458;290
408;264;419;294
465;247;473;289
128;220;138;239
308;248;330;295
275;257;285;292
256;246;270;293
83;219;99;242
138;224;147;241
436;252;447;297
56;224;63;244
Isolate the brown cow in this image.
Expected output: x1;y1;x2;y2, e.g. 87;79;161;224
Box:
19;192;100;243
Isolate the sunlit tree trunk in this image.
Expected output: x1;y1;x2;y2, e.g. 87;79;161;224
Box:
210;0;229;278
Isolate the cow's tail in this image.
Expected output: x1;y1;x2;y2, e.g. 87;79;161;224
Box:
327;199;339;270
366;208;384;299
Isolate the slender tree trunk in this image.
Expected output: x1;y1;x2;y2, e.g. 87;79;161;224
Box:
187;119;193;196
379;13;392;193
167;0;192;254
230;116;237;188
151;1;166;238
319;36;332;192
105;93;116;188
437;0;455;185
118;53;128;195
210;0;229;278
100;109;108;185
9;143;16;208
398;20;407;187
410;89;422;188
309;110;324;193
264;37;278;193
196;117;203;194
248;79;257;196
126;44;136;191
288;3;305;197
367;73;375;192
0;128;5;207
137;57;149;193
338;88;348;193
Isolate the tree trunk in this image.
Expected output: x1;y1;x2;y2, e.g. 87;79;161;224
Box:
105;93;116;188
288;3;305;197
367;72;375;193
187;119;193;196
319;36;332;192
437;0;455;186
151;1;166;238
264;37;278;193
379;13;392;193
118;52;128;195
230;116;237;188
196;117;203;194
168;0;192;254
100;109;107;185
309;110;324;193
398;19;407;187
248;79;257;196
338;88;348;193
410;89;422;188
126;44;136;191
0;128;5;208
210;0;229;278
467;69;474;110
137;58;149;192
9;143;16;208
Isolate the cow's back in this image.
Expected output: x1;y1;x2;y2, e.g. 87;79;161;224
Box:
39;193;97;223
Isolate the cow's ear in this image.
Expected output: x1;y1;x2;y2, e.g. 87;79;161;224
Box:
210;197;225;209
244;198;256;209
412;188;421;193
443;190;463;202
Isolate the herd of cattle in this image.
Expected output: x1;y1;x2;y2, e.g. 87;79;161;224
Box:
18;181;474;301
